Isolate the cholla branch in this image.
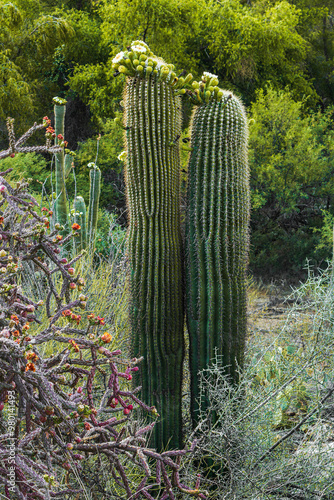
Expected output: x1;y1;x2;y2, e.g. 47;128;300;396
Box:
0;118;62;160
0;162;205;498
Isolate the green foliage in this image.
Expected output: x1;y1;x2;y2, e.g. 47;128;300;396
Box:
0;152;48;194
204;0;317;105
93;208;126;260
72;119;125;210
249;87;334;275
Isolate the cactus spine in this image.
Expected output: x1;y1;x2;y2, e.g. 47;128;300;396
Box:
112;41;191;450
186;74;250;427
54;99;69;233
87;165;101;250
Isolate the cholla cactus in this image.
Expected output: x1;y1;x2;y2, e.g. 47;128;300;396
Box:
185;73;250;427
113;41;193;450
0;138;207;499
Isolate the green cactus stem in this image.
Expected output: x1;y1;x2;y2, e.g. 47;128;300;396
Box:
64;153;73;179
87;163;101;250
73;196;87;252
185;73;250;428
113;40;192;450
54;98;69;234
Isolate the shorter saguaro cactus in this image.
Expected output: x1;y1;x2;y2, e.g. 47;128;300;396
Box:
185;73;250;428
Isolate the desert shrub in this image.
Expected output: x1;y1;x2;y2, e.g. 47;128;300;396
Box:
183;264;334;498
249;88;334;277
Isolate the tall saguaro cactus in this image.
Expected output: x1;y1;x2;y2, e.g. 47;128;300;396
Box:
186;73;250;428
112;41;192;450
54;97;69;234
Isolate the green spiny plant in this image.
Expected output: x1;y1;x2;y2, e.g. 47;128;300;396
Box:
73;195;87;252
87;162;101;250
112;40;193;450
51;98;101;255
53;97;69;235
185;72;250;428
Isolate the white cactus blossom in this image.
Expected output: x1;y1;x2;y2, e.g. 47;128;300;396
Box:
131;40;149;50
203;71;218;80
118;151;127;162
131;45;147;54
112;52;126;64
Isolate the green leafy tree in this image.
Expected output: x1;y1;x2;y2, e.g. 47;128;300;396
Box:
249;87;334;274
0;0;73;141
203;0;317;105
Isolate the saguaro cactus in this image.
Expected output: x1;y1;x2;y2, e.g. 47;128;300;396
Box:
186;73;250;427
87;164;101;250
51;97;101;254
112;41;192;450
53;97;69;233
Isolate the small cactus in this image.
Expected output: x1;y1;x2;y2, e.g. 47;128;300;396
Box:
73;196;87;252
87;163;101;251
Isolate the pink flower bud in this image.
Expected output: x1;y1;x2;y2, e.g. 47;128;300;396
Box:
69;283;76;290
68;268;75;275
75;436;82;443
67;443;74;450
127;404;133;411
60;258;67;264
0;403;4;411
77;387;83;393
123;408;131;415
0;185;6;192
